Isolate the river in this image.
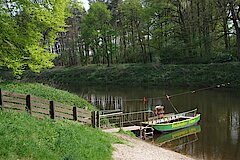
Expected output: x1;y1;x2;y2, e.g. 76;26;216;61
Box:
61;84;240;160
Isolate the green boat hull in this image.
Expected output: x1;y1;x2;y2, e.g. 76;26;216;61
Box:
152;114;201;132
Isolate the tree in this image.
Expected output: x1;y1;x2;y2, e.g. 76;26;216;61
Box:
54;0;84;66
80;2;112;66
118;0;146;63
0;0;70;76
229;0;240;60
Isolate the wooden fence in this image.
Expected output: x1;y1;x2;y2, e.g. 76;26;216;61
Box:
0;89;92;125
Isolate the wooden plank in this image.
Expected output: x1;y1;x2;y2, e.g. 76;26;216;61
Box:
77;108;91;115
77;111;91;118
55;107;72;114
102;126;142;133
32;112;49;119
54;102;72;109
2;96;26;105
78;117;91;124
100;112;123;117
3;103;25;110
31;96;50;104
31;101;49;110
32;107;49;115
55;111;73;120
2;91;26;99
101;109;121;114
2;107;25;113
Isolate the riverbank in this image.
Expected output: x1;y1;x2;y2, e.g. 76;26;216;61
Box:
18;63;240;87
0;82;196;160
112;134;195;160
0;82;117;159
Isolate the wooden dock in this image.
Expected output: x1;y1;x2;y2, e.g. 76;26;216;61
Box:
103;125;154;139
102;125;142;133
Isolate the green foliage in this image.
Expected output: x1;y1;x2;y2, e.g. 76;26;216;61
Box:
0;82;92;109
80;2;113;65
0;0;70;76
0;111;118;160
26;63;240;87
118;129;136;138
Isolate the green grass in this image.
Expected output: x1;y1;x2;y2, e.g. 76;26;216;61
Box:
0;82;92;110
20;62;240;87
0;111;119;160
117;129;136;138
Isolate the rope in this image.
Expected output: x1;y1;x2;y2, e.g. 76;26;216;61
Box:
166;95;179;113
85;83;230;103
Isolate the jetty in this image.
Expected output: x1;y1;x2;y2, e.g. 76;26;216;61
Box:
93;110;154;139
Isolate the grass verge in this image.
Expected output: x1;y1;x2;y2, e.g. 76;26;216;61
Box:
0;111;119;160
19;62;240;87
0;82;92;109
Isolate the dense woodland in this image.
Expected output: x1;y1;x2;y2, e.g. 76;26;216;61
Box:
1;0;240;75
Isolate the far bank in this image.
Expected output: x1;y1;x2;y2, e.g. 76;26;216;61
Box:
4;63;240;87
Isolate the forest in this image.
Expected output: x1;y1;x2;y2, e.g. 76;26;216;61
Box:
1;0;240;75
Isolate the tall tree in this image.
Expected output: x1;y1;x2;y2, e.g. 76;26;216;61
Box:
80;2;112;66
229;0;240;60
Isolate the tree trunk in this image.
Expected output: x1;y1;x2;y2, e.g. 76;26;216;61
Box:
229;0;240;60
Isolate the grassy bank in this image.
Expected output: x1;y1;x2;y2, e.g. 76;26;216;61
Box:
20;63;240;87
0;82;92;109
0;111;118;160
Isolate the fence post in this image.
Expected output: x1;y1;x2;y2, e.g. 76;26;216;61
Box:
0;89;2;110
49;101;55;119
73;107;77;121
26;95;32;115
119;114;123;128
91;111;96;128
96;111;100;128
143;112;146;121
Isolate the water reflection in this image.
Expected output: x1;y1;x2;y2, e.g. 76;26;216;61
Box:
230;112;239;145
150;125;201;156
154;125;201;148
84;94;123;110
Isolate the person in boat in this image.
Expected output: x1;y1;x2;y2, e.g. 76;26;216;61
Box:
154;105;164;118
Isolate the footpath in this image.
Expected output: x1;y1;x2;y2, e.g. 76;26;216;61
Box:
112;134;196;160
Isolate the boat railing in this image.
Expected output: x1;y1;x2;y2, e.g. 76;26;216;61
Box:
148;108;198;124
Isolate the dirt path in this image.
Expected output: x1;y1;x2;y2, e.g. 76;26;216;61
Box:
112;134;195;160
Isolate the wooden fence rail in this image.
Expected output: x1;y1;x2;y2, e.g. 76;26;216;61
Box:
0;89;93;126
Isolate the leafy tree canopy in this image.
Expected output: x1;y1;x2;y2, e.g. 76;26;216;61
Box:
0;0;70;76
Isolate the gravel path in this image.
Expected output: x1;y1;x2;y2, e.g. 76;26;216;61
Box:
112;134;195;160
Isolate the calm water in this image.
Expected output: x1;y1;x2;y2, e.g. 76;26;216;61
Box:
62;84;240;160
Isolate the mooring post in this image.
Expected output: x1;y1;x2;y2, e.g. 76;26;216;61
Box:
26;95;32;115
91;111;96;128
140;125;143;139
120;114;124;128
73;107;77;121
119;114;122;128
49;101;55;119
143;128;146;140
